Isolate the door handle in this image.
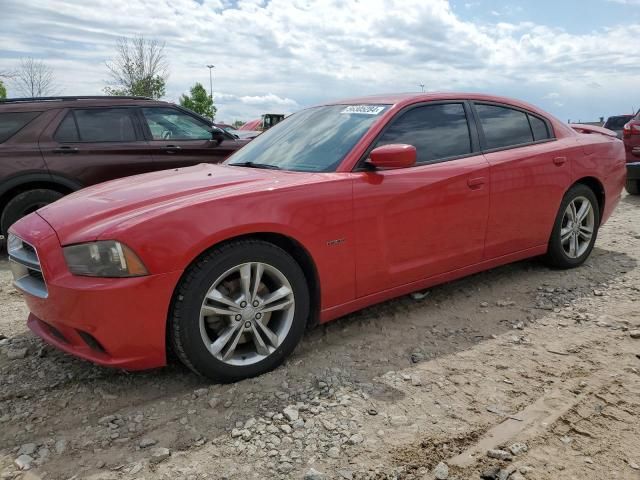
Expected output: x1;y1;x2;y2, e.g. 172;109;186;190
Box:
53;146;79;154
162;145;182;153
553;156;567;166
467;177;486;189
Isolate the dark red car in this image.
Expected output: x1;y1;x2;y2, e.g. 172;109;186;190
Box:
9;93;625;382
0;96;247;240
623;111;640;194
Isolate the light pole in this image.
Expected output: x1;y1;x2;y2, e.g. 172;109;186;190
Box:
418;83;425;93
206;64;215;121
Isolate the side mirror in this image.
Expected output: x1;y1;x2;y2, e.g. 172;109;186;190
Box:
367;144;416;169
210;129;226;145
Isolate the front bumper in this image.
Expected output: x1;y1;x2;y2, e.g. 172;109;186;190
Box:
627;162;640;181
9;213;183;370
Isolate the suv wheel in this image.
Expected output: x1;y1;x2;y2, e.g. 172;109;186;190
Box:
1;189;64;234
626;179;640;195
169;240;310;382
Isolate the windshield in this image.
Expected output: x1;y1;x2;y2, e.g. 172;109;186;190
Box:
227;104;389;172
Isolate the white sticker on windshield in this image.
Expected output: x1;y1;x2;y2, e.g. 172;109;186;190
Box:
340;105;386;115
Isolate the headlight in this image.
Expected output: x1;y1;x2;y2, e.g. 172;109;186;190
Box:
63;241;148;277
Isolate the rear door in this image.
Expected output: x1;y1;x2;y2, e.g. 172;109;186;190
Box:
139;106;239;169
473;102;573;259
352;102;490;297
39;107;156;186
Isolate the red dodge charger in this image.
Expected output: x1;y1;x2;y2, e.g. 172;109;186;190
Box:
9;93;626;382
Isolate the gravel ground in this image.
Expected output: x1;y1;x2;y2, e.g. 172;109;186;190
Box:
0;193;639;480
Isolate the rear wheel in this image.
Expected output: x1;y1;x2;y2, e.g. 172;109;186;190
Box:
626;179;640;195
169;240;310;382
544;184;600;269
1;189;64;235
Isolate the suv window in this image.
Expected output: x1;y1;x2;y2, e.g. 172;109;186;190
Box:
0;111;41;143
56;108;137;142
55;112;79;142
604;115;633;130
529;114;550;141
142;108;212;140
476;104;533;150
374;103;471;164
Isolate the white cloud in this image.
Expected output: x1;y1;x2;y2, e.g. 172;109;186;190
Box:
1;0;639;121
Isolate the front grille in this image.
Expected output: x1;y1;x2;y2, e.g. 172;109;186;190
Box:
8;233;48;298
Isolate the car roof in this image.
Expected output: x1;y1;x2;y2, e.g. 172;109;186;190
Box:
320;92;545;111
0;96;169;111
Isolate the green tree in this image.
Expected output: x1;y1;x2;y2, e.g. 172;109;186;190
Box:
232;120;245;129
0;80;6;99
179;82;216;120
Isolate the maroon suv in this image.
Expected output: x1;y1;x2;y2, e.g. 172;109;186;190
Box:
0;96;249;239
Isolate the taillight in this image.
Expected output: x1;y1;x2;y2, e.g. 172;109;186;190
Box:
623;122;640;138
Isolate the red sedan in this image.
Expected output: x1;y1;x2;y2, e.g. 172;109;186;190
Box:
8;93;626;382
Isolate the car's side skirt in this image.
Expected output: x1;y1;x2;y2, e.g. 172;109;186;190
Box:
319;244;548;323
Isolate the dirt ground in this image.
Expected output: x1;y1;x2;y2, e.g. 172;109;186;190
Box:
1;194;639;480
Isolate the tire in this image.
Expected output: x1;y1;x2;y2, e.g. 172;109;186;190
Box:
626;179;640;195
544;184;600;269
1;189;64;235
169;239;310;382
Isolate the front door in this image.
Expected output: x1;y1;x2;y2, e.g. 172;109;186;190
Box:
139;106;239;169
353;102;490;297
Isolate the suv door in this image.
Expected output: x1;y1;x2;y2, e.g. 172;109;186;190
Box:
139;106;240;169
352;102;490;297
473;102;575;259
39;107;156;186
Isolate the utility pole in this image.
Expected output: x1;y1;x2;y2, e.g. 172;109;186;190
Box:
206;64;215;121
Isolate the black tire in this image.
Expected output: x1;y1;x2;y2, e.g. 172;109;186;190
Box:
169;239;310;382
626;179;640;195
1;189;64;234
544;184;600;269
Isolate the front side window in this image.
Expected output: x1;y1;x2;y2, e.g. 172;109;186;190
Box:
374;103;471;164
0;111;41;143
476;104;533;150
71;108;137;142
228;104;389;172
142;108;212;140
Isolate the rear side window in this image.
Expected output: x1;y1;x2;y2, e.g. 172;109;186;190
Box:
528;114;550;141
375;103;471;164
476;104;533;150
67;108;137;142
0;111;41;143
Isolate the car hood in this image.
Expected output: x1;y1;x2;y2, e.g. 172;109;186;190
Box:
38;164;316;245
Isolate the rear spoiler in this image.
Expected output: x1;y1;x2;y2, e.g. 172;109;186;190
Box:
571;124;618;138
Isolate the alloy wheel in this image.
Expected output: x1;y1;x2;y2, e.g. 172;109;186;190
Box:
199;262;295;366
560;196;595;259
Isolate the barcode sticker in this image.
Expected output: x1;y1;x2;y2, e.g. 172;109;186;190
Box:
340;105;386;115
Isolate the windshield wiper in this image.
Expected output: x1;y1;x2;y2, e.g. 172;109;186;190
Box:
229;161;281;170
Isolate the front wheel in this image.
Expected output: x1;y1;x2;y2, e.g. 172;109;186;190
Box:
544;184;600;269
1;189;64;235
169;240;310;382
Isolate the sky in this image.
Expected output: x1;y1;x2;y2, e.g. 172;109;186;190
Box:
1;0;639;123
